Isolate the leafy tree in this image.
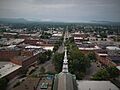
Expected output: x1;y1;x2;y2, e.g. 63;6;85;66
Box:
106;66;119;78
45;50;52;60
0;28;6;32
53;44;59;52
87;52;96;62
67;43;91;79
65;37;92;79
38;50;52;64
100;33;107;38
52;53;64;73
40;32;52;39
92;66;119;80
92;69;109;80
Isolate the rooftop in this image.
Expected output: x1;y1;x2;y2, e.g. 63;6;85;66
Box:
116;66;120;70
52;33;62;37
1;38;24;45
108;56;120;62
0;62;21;78
57;72;75;90
0;62;9;67
77;81;119;90
106;46;120;50
53;47;77;90
78;46;100;50
25;45;54;51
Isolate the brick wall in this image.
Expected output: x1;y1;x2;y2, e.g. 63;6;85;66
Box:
0;50;20;61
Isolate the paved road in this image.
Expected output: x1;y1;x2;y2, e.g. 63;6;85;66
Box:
57;31;67;54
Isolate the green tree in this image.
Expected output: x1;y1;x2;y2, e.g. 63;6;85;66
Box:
87;52;96;62
52;53;64;73
92;69;109;80
38;50;52;64
40;32;52;39
92;66;119;80
53;44;59;52
106;66;119;78
100;33;107;38
68;45;90;79
39;52;47;63
65;36;92;79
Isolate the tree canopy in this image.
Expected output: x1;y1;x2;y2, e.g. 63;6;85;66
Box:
38;50;52;64
92;66;119;80
52;52;64;73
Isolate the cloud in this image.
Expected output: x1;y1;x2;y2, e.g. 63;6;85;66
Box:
0;0;120;22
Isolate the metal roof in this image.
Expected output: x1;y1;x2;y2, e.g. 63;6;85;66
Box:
77;81;119;90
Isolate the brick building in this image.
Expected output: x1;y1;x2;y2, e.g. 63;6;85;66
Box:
95;49;116;67
0;62;21;79
11;49;40;69
24;39;47;46
0;49;21;61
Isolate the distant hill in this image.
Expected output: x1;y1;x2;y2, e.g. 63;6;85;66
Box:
91;20;120;25
0;18;28;23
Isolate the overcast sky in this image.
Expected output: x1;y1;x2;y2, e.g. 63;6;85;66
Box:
0;0;120;22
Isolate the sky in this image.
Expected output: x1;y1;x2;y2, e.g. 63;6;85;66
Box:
0;0;120;22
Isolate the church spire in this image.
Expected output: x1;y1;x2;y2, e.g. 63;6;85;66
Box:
62;47;68;73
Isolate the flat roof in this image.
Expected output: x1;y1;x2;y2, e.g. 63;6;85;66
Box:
106;46;120;50
4;39;24;45
42;46;54;51
3;32;17;35
77;80;119;90
74;37;83;40
116;66;120;70
109;56;120;61
0;62;21;78
79;46;100;50
25;45;42;49
0;62;9;67
25;45;54;51
98;53;108;56
96;49;107;54
52;33;62;37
